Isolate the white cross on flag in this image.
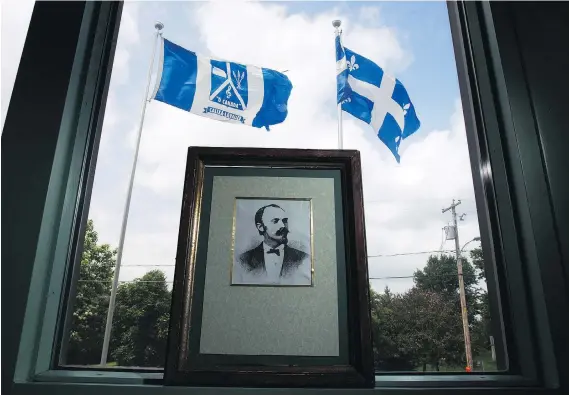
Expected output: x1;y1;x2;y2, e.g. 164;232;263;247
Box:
336;36;421;162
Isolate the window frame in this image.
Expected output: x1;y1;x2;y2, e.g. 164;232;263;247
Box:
8;0;124;382
5;1;566;394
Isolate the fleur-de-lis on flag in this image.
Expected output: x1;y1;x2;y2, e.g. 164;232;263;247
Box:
403;103;411;116
347;54;359;72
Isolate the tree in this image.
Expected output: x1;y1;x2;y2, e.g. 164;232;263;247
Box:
414;254;481;328
371;287;416;371
371;250;496;371
470;247;486;281
110;270;171;367
414;254;478;302
413;254;483;365
469;247;493;359
414;251;498;367
398;288;465;370
371;286;464;371
67;220;116;365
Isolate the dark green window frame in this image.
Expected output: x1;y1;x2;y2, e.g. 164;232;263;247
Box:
3;1;567;395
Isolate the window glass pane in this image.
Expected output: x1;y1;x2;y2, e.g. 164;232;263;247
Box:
1;0;35;129
63;1;504;373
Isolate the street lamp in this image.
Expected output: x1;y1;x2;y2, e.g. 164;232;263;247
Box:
461;236;481;252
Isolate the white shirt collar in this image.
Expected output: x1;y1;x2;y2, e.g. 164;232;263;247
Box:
262;242;284;283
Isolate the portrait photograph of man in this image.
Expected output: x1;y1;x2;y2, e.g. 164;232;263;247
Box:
231;198;313;286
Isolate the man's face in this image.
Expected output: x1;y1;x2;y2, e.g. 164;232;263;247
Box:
258;206;289;244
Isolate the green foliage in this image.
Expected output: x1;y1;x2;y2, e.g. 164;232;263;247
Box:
67;221;493;371
371;286;464;370
371;287;416;371
66;220;116;365
110;270;171;367
414;254;478;301
470;247;486;281
414;254;482;346
373;251;495;371
471;291;492;352
400;288;465;370
468;247;493;354
66;220;171;367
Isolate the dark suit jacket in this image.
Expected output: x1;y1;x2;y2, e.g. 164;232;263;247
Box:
238;243;309;277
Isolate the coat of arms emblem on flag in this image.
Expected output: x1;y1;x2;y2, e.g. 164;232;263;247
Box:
210;60;249;111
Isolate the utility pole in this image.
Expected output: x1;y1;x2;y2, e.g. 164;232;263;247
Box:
442;199;473;371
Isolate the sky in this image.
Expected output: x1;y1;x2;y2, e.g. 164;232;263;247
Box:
1;0;484;294
1;0;35;129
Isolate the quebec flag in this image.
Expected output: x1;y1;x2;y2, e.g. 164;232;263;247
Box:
336;36;420;162
153;38;292;130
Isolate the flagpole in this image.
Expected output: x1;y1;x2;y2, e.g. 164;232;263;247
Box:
100;21;164;366
333;20;343;150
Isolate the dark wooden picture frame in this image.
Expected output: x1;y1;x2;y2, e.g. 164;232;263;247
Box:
165;147;373;388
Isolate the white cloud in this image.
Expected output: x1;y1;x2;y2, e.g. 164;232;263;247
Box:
358;6;381;26
88;2;483;295
356;100;481;293
1;0;35;129
108;1;140;86
133;1;411;194
98;91;119;150
119;1;140;47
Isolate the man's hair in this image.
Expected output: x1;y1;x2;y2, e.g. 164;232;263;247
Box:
254;204;284;234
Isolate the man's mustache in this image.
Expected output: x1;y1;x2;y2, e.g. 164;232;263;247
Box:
276;228;289;236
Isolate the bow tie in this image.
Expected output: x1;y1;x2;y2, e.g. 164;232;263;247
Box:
267;248;281;256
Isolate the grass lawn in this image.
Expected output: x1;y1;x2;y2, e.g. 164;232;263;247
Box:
411;350;498;372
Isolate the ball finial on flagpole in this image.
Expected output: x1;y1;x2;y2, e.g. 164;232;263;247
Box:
155;21;164;31
332;20;341;29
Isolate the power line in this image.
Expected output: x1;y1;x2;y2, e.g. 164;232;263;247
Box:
107;249;477;267
369;272;476;280
368;249;456;258
79;273;482;285
78;269;481;284
78;279;173;284
120;264;175;267
365;197;474;204
369;275;414;280
80;269;480;283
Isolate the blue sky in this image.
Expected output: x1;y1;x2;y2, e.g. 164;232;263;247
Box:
284;1;460;134
109;1;459;141
2;1;484;294
88;1;483;294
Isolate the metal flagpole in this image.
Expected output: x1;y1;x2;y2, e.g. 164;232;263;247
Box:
333;19;343;150
100;21;164;366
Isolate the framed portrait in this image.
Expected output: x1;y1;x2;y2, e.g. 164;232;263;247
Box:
165;147;373;388
231;197;313;286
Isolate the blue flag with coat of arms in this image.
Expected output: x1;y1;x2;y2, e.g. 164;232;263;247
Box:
153;38;292;130
336;36;420;162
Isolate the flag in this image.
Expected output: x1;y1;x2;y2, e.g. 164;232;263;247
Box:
153;38;292;130
336;36;420;162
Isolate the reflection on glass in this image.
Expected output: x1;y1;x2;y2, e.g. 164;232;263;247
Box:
61;0;503;372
